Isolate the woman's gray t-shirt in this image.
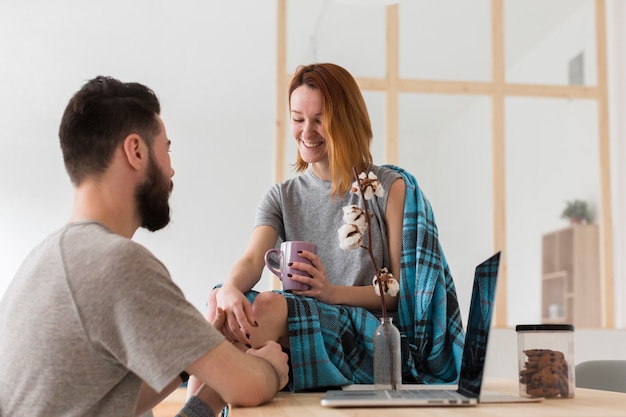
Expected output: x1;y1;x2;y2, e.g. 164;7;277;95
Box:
256;165;402;287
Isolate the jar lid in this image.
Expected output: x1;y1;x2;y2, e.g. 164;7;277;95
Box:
516;324;574;332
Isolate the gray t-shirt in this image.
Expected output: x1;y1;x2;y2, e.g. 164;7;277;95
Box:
256;165;402;287
0;221;224;417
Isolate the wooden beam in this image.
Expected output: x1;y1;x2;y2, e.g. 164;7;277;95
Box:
491;0;507;327
385;4;400;164
272;0;288;291
504;83;599;99
355;77;389;91
595;0;614;327
358;78;600;99
275;0;287;184
398;79;493;95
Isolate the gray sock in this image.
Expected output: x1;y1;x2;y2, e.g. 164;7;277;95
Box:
175;396;216;417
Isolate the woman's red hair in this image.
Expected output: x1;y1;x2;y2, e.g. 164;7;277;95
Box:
289;63;373;197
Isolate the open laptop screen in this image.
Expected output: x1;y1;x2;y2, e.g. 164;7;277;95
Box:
456;252;500;398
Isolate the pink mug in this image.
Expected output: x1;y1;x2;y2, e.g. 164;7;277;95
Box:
264;241;317;292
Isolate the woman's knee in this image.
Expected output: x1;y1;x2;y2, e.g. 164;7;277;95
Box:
250;292;289;347
204;287;220;321
251;291;286;315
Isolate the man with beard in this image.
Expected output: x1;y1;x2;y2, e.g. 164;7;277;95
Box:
0;76;289;417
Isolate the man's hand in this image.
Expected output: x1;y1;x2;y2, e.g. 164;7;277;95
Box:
246;341;290;391
211;307;226;330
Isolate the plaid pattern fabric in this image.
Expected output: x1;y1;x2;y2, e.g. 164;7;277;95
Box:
281;165;465;391
386;164;465;384
283;294;378;390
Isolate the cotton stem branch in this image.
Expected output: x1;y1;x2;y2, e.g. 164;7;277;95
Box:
352;167;388;320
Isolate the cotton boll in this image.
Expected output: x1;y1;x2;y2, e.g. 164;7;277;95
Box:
373;269;399;297
386;278;400;297
374;184;385;198
351;180;360;194
363;186;374;200
373;275;382;296
337;223;362;250
342;205;367;231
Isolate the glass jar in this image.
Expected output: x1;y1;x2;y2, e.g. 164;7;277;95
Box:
516;324;575;398
373;317;402;389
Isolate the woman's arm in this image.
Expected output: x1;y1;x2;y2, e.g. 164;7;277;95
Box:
384;176;406;301
213;225;279;342
221;225;279;293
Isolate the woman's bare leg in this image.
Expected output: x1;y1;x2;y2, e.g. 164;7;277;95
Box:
248;291;289;349
205;287;220;322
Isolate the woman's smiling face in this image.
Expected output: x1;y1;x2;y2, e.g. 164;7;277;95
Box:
290;85;327;164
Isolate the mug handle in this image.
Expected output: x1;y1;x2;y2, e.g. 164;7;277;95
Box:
264;248;283;280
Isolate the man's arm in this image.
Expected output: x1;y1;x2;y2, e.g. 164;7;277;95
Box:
135;377;186;417
137;306;288;416
187;338;288;407
135;340;287;416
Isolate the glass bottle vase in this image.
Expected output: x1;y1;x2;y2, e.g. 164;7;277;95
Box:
373;317;402;390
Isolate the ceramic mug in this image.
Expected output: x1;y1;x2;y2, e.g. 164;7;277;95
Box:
264;241;317;292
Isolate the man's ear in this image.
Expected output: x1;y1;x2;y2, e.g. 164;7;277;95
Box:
122;134;146;171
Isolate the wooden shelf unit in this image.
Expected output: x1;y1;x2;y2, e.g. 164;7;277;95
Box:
541;224;601;327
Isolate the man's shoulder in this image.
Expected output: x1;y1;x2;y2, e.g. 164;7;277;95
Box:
63;221;140;248
61;221;157;268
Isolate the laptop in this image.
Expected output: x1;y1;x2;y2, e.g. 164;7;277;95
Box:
321;252;540;407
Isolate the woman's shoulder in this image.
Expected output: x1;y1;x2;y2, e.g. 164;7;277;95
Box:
371;165;403;184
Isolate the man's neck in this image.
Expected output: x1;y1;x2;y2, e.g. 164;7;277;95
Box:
70;181;139;239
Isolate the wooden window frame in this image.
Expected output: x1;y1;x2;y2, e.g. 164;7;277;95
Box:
274;0;614;327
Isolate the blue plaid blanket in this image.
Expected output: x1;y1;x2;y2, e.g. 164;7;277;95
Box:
280;165;465;391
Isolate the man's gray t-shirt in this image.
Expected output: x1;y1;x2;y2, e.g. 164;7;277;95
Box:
0;221;224;416
256;165;402;288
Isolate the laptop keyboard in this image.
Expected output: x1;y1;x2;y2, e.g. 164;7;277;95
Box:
388;389;469;401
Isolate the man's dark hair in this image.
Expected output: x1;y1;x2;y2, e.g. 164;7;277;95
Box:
58;76;161;185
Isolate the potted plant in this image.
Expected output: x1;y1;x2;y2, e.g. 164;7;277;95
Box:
561;200;593;224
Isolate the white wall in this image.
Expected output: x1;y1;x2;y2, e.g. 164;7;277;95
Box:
398;95;495;326
506;98;599;325
1;1;624;333
506;1;600;327
0;0;278;311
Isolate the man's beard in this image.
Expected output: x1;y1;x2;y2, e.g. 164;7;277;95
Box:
136;154;173;232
